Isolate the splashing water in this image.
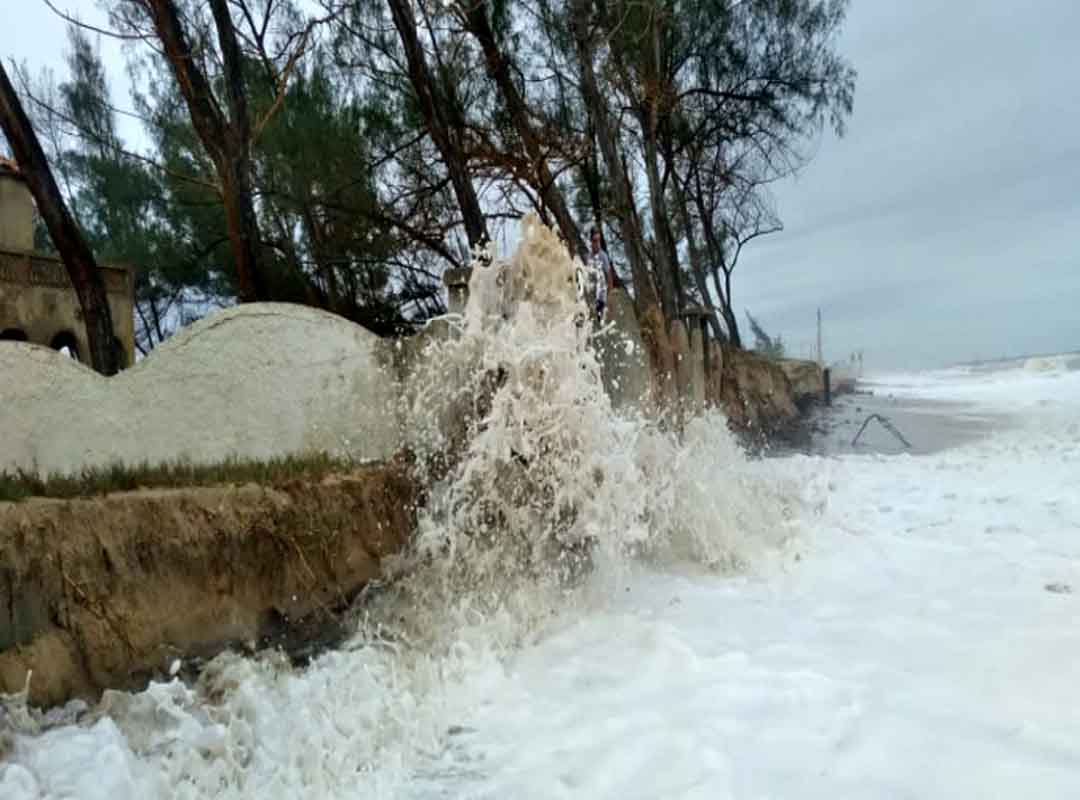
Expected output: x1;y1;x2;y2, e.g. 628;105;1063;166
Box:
1;217;801;799
389;216;800;633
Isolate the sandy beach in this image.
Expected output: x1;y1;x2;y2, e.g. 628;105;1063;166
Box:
806;390;1015;456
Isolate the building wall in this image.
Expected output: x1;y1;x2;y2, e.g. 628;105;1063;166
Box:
0;172;136;366
0;250;135;365
0;173;33;252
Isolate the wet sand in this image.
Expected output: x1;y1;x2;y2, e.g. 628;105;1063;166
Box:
803;390;1016;456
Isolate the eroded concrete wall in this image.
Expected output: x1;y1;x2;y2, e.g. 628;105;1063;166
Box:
0;303;404;475
777;358;826;407
0;459;419;706
0;231;812;478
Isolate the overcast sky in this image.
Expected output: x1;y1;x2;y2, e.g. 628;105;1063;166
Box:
737;1;1080;368
6;1;1079;370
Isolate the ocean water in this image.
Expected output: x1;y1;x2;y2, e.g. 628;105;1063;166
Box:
3;225;1079;797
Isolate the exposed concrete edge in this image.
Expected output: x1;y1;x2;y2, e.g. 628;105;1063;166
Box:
0;456;420;707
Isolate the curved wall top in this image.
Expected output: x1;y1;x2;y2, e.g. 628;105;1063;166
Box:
0;303;403;475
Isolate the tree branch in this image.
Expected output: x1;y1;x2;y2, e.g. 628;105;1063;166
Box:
19;84;217;191
41;0;151;41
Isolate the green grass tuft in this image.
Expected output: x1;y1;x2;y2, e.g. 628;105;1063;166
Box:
0;452;359;503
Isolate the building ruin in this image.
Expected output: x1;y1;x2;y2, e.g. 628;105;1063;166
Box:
0;158;135;366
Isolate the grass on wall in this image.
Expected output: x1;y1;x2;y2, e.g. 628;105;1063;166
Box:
0;452;358;503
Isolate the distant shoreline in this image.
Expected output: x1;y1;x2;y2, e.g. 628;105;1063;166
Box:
946;349;1080;370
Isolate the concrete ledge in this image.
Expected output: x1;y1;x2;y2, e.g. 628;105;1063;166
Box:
0;458;419;707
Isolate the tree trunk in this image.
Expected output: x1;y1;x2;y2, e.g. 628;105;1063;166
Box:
722;266;742;347
568;0;658;313
690;173;742;347
209;0;266;301
714;268;742;348
460;0;585;260
640;115;681;320
297;205;342;312
634;11;682;321
386;0;490;252
671;171;725;341
582;126;604;231
218;156;265;301
140;0;267;301
0;61;120;376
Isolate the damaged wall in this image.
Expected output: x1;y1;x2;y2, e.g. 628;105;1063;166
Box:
0;274;824;477
0;459;419;707
590;290;819;440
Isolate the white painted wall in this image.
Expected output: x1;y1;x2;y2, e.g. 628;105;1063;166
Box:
0;303;404;475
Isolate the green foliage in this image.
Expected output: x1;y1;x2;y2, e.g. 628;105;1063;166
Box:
40;12;448;348
25;0;855;352
745;310;786;360
248;51;412;326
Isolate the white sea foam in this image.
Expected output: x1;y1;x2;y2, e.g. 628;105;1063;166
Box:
865;354;1080;422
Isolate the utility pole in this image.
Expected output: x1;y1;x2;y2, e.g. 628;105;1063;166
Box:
816;307;823;366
